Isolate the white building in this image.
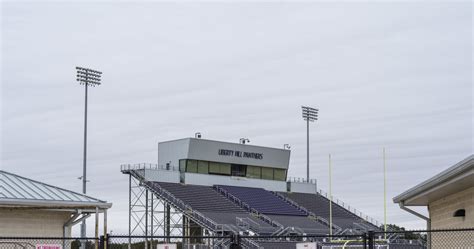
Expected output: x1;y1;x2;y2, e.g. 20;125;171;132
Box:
0;170;112;237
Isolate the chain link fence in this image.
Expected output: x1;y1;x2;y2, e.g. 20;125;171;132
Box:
373;228;474;249
0;237;98;249
107;235;231;249
1;228;472;249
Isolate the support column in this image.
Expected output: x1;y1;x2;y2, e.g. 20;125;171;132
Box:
95;207;99;249
128;174;132;249
165;203;171;242
145;189;148;249
103;209;108;249
150;194;154;249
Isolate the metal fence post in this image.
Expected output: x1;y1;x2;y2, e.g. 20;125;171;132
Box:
99;235;104;249
368;230;375;249
105;233;109;249
362;233;367;249
230;234;242;249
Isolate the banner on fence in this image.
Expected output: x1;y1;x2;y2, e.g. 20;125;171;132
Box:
296;242;317;249
157;244;177;249
36;245;62;249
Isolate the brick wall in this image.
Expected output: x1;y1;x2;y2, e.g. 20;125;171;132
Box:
429;186;473;249
429;186;473;229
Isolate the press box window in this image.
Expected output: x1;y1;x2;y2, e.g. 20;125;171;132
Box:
198;161;209;174
246;166;261;179
261;167;274;180
231;164;246;177
209;162;231;175
274;169;287;181
179;159;186;172
186;160;198;173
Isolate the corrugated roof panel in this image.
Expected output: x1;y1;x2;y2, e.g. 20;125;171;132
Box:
15;176;45;200
0;170;107;205
1;174;26;199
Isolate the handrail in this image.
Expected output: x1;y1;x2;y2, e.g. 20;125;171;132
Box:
213;185;285;234
317;188;382;228
287;177;317;185
126;169;225;234
272;191;342;233
121;163;179;173
144;181;222;233
237;217;261;234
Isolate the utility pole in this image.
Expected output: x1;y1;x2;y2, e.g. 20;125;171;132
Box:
383;148;387;239
301;106;318;182
76;66;102;243
329;154;333;237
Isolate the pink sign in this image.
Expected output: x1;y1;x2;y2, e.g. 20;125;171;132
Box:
36;245;62;249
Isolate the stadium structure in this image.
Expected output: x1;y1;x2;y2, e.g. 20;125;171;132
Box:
121;137;422;248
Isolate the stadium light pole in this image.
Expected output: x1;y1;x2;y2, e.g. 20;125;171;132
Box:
302;106;318;182
76;66;102;241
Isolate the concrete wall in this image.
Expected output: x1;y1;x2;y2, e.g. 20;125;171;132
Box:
143;168;180;183
429;186;473;249
184;173;287;192
0;209;72;237
289;182;318;194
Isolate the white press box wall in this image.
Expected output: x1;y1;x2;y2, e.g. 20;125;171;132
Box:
154;137;318;193
158;138;291;169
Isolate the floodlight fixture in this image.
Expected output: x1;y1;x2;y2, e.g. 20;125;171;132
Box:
302;106;318;122
76;67;102;87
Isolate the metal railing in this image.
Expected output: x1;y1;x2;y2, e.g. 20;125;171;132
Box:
125;169;226;235
317;188;382;228
213;185;286;235
287;177;317;185
120;163;179;172
272;191;343;233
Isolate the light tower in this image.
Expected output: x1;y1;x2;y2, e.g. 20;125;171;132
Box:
76;66;102;240
301;106;318;182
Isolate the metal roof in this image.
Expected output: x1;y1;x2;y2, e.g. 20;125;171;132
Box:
0;170;111;209
393;154;474;206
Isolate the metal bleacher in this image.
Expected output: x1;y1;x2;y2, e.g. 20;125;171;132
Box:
151;182;277;235
215;185;306;216
215;185;331;235
279;192;380;232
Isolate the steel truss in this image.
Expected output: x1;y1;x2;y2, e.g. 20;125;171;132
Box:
128;174;212;248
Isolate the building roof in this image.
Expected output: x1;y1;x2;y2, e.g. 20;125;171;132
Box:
0;170;112;209
393;155;474;206
159;137;289;152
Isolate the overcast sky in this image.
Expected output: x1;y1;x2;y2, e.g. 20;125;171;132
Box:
1;1;472;236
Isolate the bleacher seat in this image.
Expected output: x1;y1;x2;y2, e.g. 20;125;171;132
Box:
151;182;273;232
279;192;379;230
216;185;307;216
